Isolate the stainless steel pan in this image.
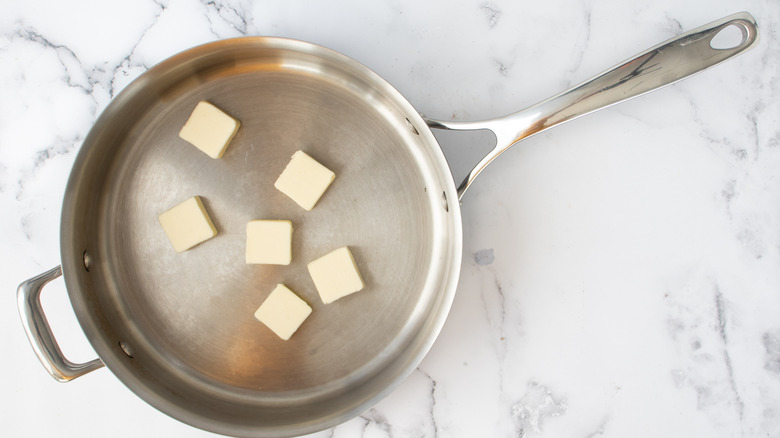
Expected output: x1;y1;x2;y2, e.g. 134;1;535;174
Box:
18;12;758;437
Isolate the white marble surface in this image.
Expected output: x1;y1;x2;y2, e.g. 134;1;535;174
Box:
2;1;779;437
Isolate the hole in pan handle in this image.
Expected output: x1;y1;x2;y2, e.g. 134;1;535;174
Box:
426;11;759;200
17;266;104;382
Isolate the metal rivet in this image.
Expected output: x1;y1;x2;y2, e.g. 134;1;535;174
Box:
119;341;134;358
82;250;91;272
405;118;419;135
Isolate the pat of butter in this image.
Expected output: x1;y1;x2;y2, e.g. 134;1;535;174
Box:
307;246;365;304
274;151;335;210
178;101;240;159
254;284;312;341
158;196;217;252
246;220;292;265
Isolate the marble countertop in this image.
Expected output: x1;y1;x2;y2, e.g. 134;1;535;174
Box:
2;1;779;437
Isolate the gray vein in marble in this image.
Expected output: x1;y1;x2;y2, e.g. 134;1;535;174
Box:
685;81;765;168
9;11;159;103
152;0;169;22
665;283;751;431
564;3;592;86
201;0;251;36
0;163;7;192
7;27;97;201
584;416;609;438
15;136;79;202
662;13;684;34
494;278;506;345
494;59;510;77
359;408;393;437
728;96;762;163
686;90;754;163
480;3;502;28
762;331;780;375
417;368;440;438
473;262;514;425
12;26;92;95
721;179;737;205
769;132;780;149
749;111;761;160
511;381;567;437
714;287;745;420
478;267;508;361
322;426;336;438
20;213;34;241
108;1;169;97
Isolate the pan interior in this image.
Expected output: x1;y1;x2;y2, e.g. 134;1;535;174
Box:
62;38;460;434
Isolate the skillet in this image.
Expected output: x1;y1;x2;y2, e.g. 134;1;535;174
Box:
18;12;758;437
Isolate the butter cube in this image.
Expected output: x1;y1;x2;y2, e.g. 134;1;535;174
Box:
254;284;312;340
158;196;217;252
246;220;292;265
307;246;365;304
179;101;240;159
274;151;335;210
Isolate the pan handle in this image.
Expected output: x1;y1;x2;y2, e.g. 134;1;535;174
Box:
427;11;759;200
17;266;104;382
